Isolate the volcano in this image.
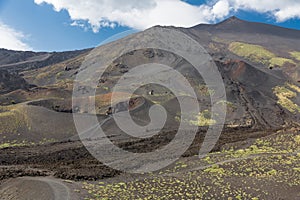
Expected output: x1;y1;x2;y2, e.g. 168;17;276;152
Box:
0;17;299;200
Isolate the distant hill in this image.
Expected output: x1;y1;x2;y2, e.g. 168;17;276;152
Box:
0;48;91;72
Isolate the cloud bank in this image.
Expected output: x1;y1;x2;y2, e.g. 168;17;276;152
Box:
34;0;300;32
227;0;300;22
0;22;32;51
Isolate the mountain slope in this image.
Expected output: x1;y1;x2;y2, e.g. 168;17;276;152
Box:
0;17;299;146
0;18;299;197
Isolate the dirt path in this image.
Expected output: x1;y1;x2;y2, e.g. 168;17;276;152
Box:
0;177;70;200
0;54;52;68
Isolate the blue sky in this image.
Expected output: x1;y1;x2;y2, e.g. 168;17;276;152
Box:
0;0;132;51
0;0;299;52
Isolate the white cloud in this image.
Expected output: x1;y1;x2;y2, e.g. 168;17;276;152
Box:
227;0;300;22
34;0;232;32
0;22;32;51
212;0;230;19
34;0;300;33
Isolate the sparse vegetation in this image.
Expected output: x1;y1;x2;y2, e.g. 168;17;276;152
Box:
287;83;300;93
0;105;30;134
229;42;275;64
229;42;296;68
269;57;296;67
290;51;300;61
190;110;217;126
82;127;300;199
0;140;35;149
273;85;300;113
204;164;225;174
175;110;216;127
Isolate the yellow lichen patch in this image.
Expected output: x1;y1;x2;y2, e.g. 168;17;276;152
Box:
287;83;300;93
269;57;296;68
175;110;216;127
229;42;275;65
190;110;216;127
0;140;35;149
204;164;225;175
273;86;300;113
290;51;300;61
294;135;300;144
229;42;296;68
